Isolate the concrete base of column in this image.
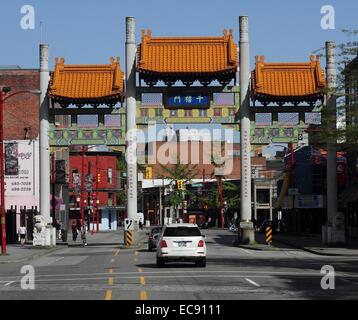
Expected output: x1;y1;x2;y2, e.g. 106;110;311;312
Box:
240;225;256;245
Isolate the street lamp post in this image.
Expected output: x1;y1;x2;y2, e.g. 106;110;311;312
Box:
1;87;40;255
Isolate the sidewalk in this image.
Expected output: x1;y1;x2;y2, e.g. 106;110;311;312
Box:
237;232;358;256
0;245;59;264
274;233;358;257
67;227;148;249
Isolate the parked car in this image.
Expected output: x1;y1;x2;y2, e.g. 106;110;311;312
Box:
156;223;207;268
147;226;163;251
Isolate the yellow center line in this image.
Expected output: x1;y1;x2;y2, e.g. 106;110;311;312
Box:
140;291;148;301
105;290;112;301
108;277;114;286
138;268;143;273
114;249;120;257
109;269;113;275
135;251;139;256
140;277;146;286
134;258;138;263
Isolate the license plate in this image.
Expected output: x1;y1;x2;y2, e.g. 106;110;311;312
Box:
178;242;187;247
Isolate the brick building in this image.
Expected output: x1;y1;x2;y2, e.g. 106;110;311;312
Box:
0;68;40;140
0;67;40;244
68;151;122;231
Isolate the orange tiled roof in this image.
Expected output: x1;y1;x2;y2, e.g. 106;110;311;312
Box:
251;55;326;104
49;57;124;106
137;29;238;85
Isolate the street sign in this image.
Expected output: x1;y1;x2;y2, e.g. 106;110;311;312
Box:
125;218;134;231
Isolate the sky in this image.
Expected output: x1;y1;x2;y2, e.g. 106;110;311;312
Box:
0;0;357;149
0;0;357;69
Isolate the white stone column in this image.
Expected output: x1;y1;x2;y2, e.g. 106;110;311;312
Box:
125;17;138;220
39;44;51;224
239;16;255;244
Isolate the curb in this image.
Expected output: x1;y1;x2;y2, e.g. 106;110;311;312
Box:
273;238;358;257
0;247;62;265
238;244;280;252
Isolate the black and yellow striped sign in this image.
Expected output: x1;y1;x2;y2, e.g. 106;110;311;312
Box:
266;227;273;246
126;231;133;246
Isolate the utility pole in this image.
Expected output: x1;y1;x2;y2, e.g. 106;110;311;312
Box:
239;16;255;244
96;154;99;233
219;176;224;229
81;146;85;227
0;90;6;255
51;153;56;222
125;16;138;220
324;41;346;245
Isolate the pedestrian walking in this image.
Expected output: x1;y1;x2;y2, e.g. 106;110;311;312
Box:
19;225;27;247
72;221;78;242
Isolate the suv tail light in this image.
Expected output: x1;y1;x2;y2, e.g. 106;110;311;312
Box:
198;240;204;248
160;240;168;248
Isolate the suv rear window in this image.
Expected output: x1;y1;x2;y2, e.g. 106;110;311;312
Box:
164;227;201;237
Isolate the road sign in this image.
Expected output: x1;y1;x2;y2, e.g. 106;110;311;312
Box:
125;218;134;231
266;226;273;246
126;230;133;246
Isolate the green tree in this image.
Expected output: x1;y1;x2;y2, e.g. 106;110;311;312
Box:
159;161;198;219
310;30;358;183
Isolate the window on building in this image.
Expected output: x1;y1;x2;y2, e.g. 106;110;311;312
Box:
54;115;71;128
108;168;113;184
72;169;78;180
108;193;114;206
104;114;122;127
77;115;98;128
214;108;222;117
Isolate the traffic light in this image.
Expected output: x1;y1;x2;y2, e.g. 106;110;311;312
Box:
177;180;184;191
55;160;66;184
145;167;153;180
97;173;101;183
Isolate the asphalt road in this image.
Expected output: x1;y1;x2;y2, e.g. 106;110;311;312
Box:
0;229;357;300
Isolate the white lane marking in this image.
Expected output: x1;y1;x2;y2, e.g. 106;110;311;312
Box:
1;270;357;282
4;281;15;287
245;278;261;287
240;248;254;255
14;273;351;284
48;257;64;265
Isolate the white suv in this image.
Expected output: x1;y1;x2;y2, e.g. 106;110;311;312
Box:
156;223;207;268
